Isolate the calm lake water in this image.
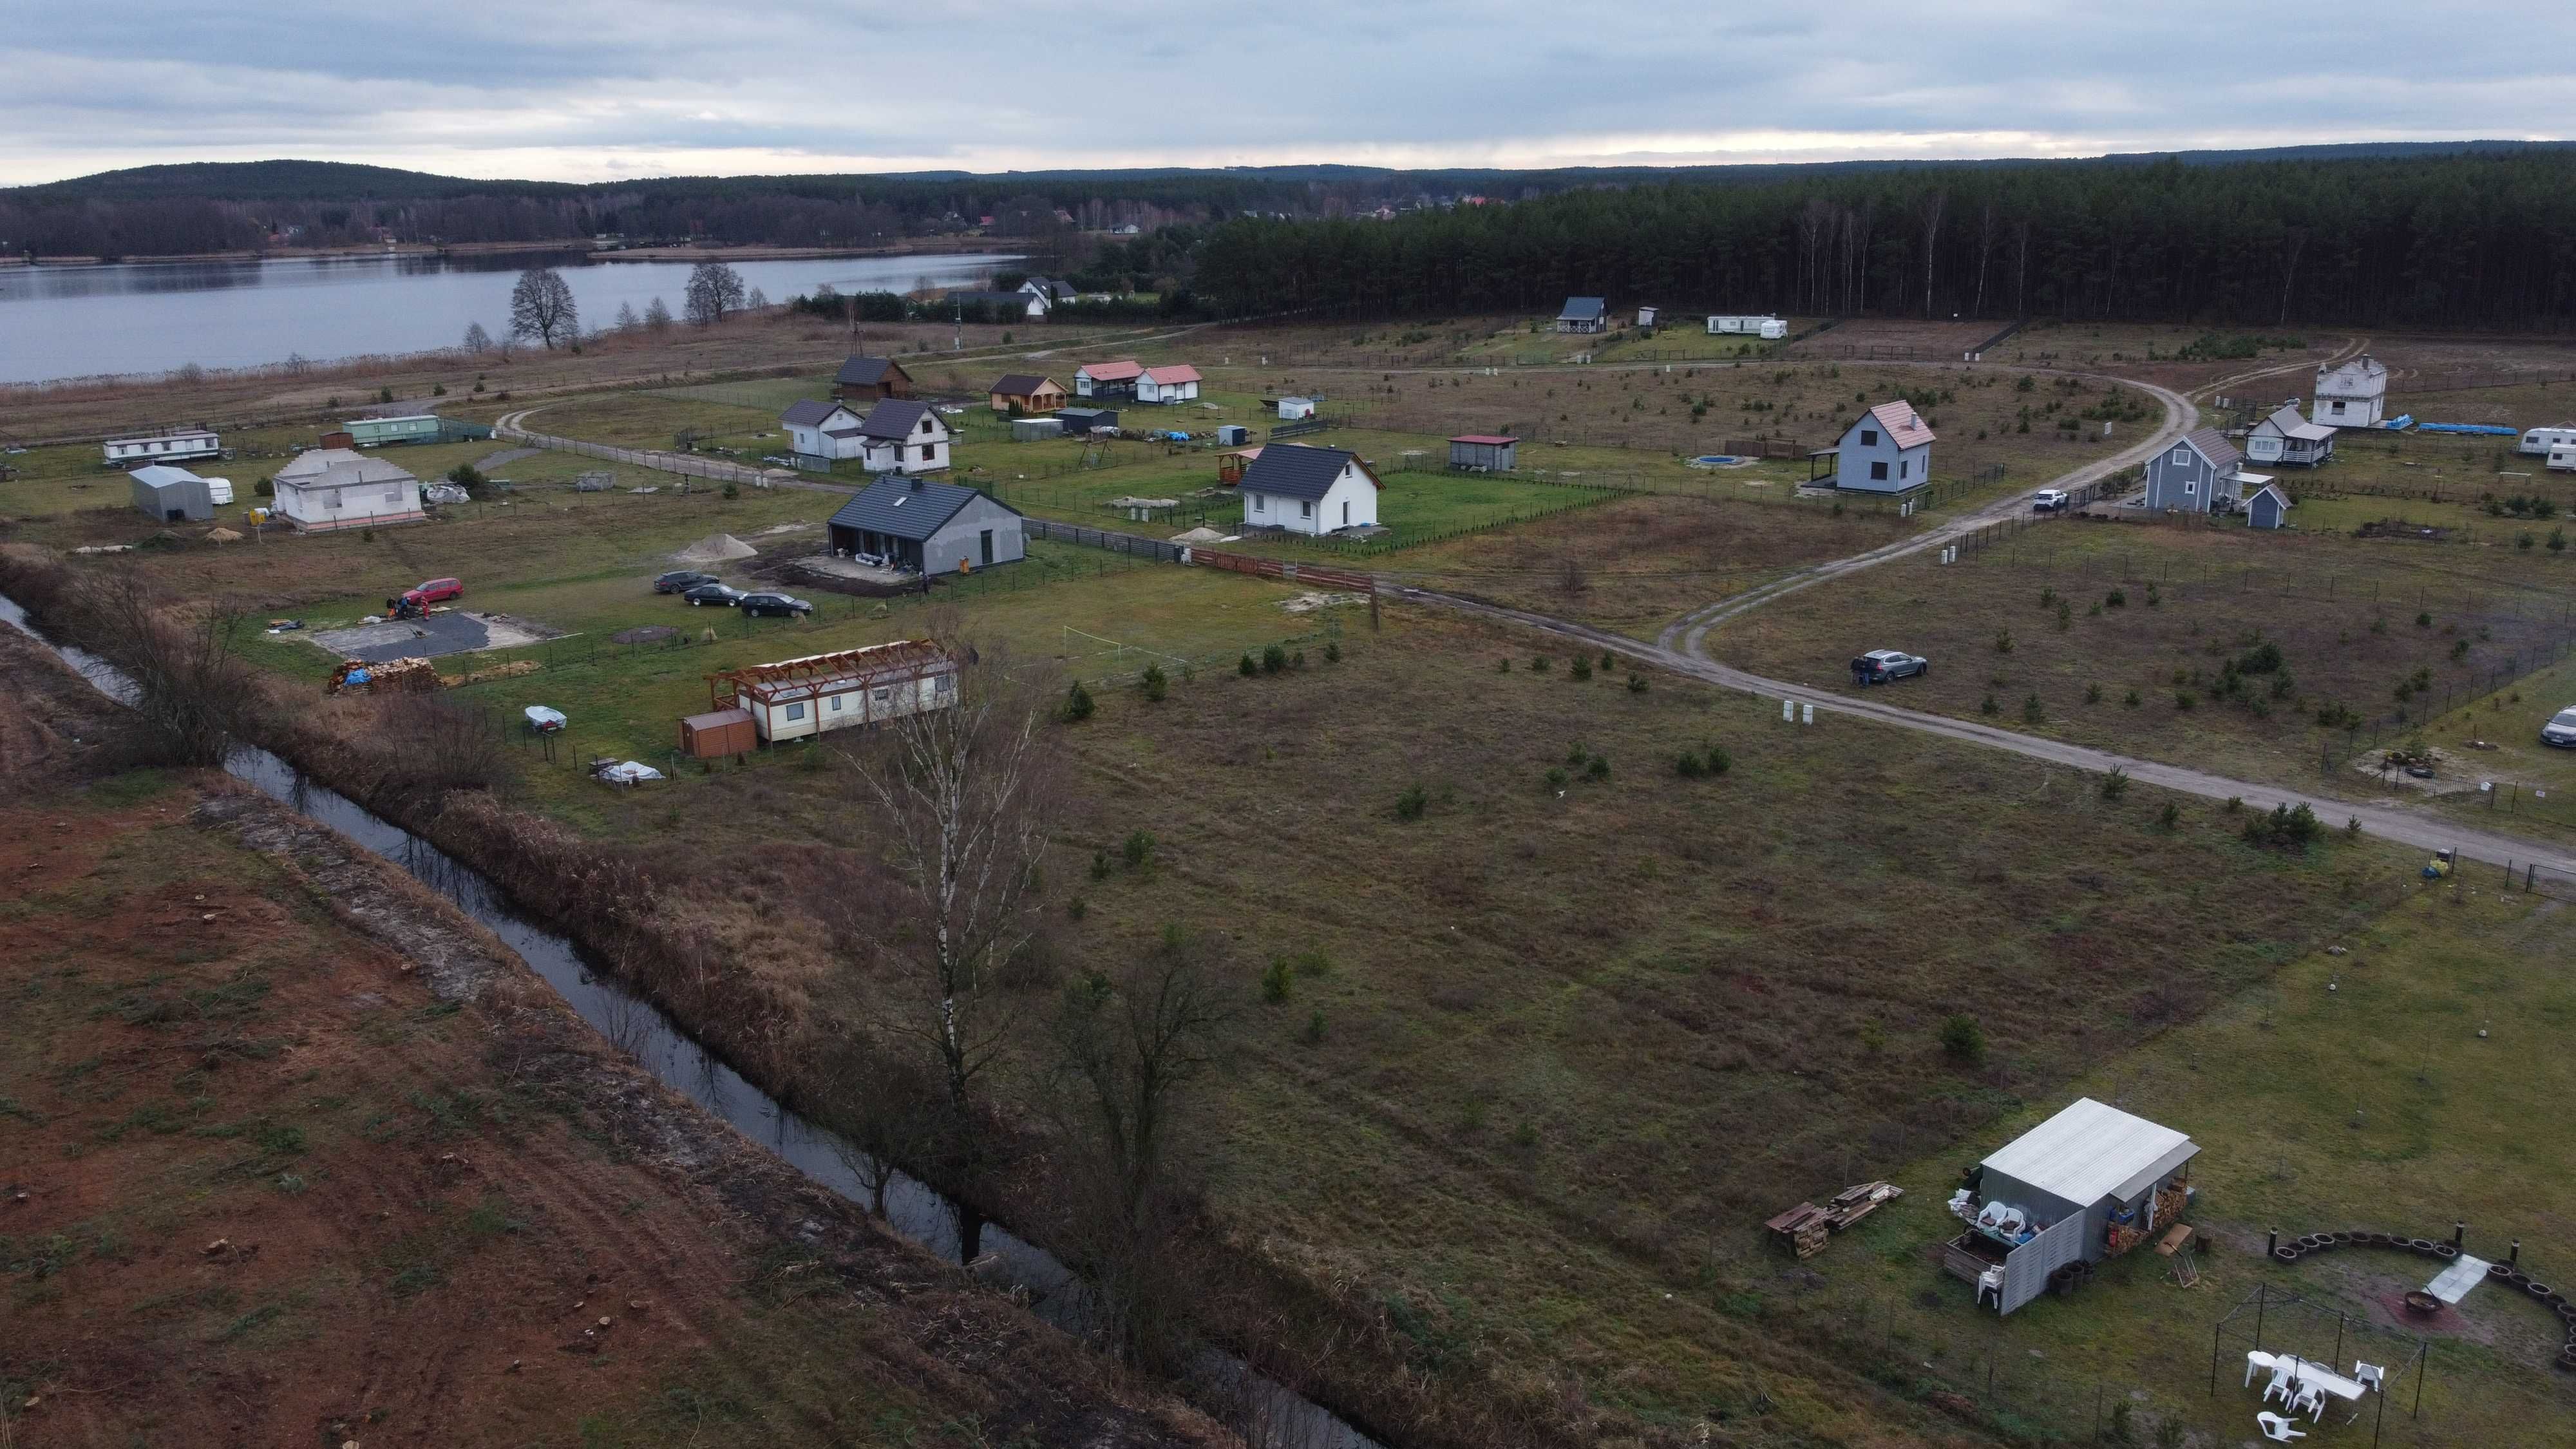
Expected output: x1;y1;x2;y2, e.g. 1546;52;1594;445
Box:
0;250;1018;385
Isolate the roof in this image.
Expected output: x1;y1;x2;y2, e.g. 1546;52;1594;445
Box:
2179;425;2244;469
834;355;905;386
781;399;853;428
1982;1098;2197;1207
1079;359;1144;383
2258;406;2334;442
715;641;954;705
1138;364;1202;384
1237;444;1379;502
1859;401;1937;449
681;707;755;732
856;399;937;442
274;448;417;488
990;374;1059;395
129;464;204;489
2245;479;2292;507
826;475;1020;542
2317;354;2386;384
106;428;216;444
947;290;1036;308
1557;296;1606;321
1449;434;1519;446
1057;406;1119;420
348;413;439;426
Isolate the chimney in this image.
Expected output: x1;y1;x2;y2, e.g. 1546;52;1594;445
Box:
911;475;923;491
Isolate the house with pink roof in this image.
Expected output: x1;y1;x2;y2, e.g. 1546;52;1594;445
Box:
1820;401;1937;494
1074;359;1144;399
1135;363;1202;404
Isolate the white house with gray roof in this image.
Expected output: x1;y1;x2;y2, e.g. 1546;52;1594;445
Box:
852;400;951;475
1237;444;1381;535
781;399;870;462
2245;405;2336;468
270;448;424;533
2311;354;2387;428
2143;426;2247;513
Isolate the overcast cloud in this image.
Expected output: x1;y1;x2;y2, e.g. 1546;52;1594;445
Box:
5;1;2568;184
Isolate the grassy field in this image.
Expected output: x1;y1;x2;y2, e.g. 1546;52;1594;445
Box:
1779;875;2576;1446
2404;652;2576;842
1707;513;2576;790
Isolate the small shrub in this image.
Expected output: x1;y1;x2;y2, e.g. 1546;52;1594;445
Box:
2022;694;2045;724
1993;629;2014;655
1395;784;1428;820
2417;611;2434;627
1066;895;1088;920
1939;1014;1987;1066
1089;850;1112;881
2038;586;2057;607
1570;656;1593;681
1262;644;1287;674
2173;690;2197;711
1584;755;1610;781
2158;802;2179;829
1122;829;1157;870
1139;663;1168;701
1061;679;1096;721
1325;640;1342;663
1240;652;1258;677
2106;589;2126;609
2518;531;2536;551
2123;689;2141;707
1261;957;1293;1005
2242;801;2322;851
1703;745;1732;775
1858;1019;1887;1054
1301;1009;1327;1044
2551;527;2567;553
2055;601;2072;631
2226;796;2244;813
1291;650;1305;669
1599;650;1616;672
721;479;739;500
2085;682;2103;705
2346;815;2364;838
1675;752;1706;779
1626;674;1647;694
1542;767;1569;792
2100;765;2130;801
1980;693;2000;715
1530;656;1551;672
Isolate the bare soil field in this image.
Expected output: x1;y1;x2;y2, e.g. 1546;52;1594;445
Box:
1788;317;1999;359
0;627;1229;1449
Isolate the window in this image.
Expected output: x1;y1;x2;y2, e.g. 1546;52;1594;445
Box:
1300;500;1312;518
2331;399;2346;413
2172;446;2192;466
1860;430;1879;447
829;694;843;712
933;673;956;699
1341;500;1350;525
1251;493;1265;513
921;419;933;433
1870;461;1888;480
1899;460;1908;479
2184;480;2197;496
785;702;806;721
871;687;892;710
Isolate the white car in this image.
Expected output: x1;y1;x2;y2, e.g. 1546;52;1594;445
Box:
2032;489;2070;512
2542;706;2576;749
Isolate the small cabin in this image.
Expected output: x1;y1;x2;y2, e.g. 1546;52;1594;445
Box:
1819;402;1935;494
2246;406;2336;468
708;641;959;744
1238;444;1381;536
781;400;871;462
1555;296;1608;334
989;373;1067;414
825;475;1024;573
833;355;915;404
1276;396;1316;421
1074;360;1143;399
1135;364;1202;404
2143;428;2247;513
269;448;425;534
1945;1099;2198;1315
851;400;951;476
1447;434;1518;472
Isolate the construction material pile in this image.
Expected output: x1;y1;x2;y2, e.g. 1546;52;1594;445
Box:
326;657;440;695
1766;1180;1905;1259
440;658;541;688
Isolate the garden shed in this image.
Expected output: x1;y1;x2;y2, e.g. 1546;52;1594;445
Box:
677;707;757;758
1945;1099;2198;1315
129;464;213;522
2244;479;2292;529
1448;434;1519;471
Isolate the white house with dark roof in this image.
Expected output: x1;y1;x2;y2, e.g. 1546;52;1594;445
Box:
781;399;870;462
1018;276;1076;305
853;400;951;475
2143;427;2248;513
1135;364;1201;404
1827;401;1937;493
269;448;424;533
1555;296;1609;334
2246;405;2336;468
1237;444;1381;536
2311;354;2387;429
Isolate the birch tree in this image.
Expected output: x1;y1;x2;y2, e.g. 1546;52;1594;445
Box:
843;645;1057;1112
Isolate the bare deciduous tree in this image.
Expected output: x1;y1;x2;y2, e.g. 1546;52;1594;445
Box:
683;260;746;326
612;301;639;331
79;570;256;768
1049;924;1229;1366
509;267;579;348
841;643;1057;1113
462;321;492;355
643;296;673;331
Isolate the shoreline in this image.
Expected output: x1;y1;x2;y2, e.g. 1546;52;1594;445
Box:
0;238;1039;269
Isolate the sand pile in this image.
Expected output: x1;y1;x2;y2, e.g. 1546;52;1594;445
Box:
672;533;757;563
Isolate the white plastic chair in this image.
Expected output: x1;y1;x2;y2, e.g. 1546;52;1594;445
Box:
2262;1368;2297;1405
2291;1383;2327;1422
2354;1361;2385;1392
2257;1411;2307;1443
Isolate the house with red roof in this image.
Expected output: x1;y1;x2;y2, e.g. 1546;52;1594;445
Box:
1135;363;1202;404
1820;401;1937;494
1074;359;1144;399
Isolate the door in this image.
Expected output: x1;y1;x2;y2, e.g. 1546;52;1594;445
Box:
979;529;994;565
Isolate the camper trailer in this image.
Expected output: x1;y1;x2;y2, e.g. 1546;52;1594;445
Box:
2519;425;2576;458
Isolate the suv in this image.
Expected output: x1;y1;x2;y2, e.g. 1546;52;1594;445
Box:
2032;489;2070;512
654;569;719;594
1851;649;1929;685
681;582;746;607
2542;706;2576;749
738;592;814;618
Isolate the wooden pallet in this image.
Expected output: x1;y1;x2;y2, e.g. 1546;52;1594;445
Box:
1766;1181;1904;1258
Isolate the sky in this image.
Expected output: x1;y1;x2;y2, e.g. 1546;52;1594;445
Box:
5;1;2569;185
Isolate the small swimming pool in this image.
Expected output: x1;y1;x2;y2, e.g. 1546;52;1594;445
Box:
1689;454;1752;468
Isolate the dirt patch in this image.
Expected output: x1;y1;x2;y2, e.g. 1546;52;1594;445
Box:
2353;518;2454;542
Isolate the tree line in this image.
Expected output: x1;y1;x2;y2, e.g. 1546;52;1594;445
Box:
1186;151;2576;330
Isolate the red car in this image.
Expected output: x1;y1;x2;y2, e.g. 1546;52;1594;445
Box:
401;577;463;609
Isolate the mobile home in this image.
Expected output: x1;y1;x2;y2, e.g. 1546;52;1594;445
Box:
2520;425;2576;458
102;428;221;468
707;640;959;744
341;414;442;448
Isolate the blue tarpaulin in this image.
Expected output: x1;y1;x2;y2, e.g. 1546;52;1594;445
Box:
2380;414;2413;431
2412;422;2517;436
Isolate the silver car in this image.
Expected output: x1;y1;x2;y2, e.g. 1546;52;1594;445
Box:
2542;706;2576;748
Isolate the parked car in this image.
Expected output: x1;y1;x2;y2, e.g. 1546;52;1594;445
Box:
1850;649;1929;685
2541;706;2576;748
682;582;746;607
2032;489;2070;512
405;577;464;606
654;569;719;594
738;592;814;618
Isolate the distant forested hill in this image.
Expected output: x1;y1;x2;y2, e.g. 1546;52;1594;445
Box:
6;145;2572;328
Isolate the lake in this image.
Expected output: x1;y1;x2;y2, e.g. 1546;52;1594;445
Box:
0;249;1019;385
